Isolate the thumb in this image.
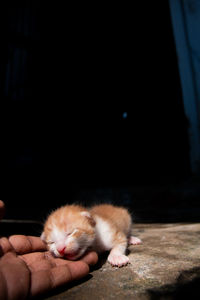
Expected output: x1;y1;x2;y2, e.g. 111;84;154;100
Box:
0;201;5;220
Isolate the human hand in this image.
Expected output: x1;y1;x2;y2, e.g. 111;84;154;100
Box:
0;201;98;299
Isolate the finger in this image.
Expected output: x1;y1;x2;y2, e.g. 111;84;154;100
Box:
0;252;30;299
21;251;60;271
0;200;5;220
21;250;98;269
43;254;77;267
21;251;78;268
27;259;55;272
30;261;89;297
20;252;48;266
0;237;15;255
81;251;98;266
9;235;47;254
39;251;98;268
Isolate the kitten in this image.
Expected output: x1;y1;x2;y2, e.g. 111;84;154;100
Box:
41;204;141;267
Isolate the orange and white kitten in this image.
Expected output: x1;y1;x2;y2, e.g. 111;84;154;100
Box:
41;204;141;267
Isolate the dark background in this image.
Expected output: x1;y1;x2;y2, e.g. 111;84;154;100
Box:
1;0;195;225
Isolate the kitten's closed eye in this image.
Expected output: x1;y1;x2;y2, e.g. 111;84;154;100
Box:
68;229;79;236
47;230;77;245
65;231;72;236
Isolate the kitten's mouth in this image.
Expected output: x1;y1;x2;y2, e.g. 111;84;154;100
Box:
65;246;89;260
64;249;81;260
52;249;80;260
65;253;78;260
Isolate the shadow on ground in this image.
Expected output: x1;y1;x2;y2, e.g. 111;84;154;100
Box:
148;267;200;300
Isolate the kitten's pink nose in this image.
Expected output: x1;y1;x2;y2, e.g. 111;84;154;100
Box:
57;246;66;255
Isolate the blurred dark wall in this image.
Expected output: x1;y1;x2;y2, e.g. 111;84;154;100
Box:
1;1;191;220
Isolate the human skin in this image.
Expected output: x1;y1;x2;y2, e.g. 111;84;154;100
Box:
0;200;98;299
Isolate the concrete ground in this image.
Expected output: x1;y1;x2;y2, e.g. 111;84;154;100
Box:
44;223;200;300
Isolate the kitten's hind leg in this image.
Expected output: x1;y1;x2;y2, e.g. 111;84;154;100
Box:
128;236;142;245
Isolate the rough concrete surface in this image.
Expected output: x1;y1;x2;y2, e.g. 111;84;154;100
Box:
45;223;200;300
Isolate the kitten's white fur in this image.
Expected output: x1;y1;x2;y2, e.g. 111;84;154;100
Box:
93;216;114;252
51;226;65;242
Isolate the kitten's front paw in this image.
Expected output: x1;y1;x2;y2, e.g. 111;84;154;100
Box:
108;254;130;267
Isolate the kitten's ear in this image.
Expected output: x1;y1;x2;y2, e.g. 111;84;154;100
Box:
40;232;46;241
80;211;96;227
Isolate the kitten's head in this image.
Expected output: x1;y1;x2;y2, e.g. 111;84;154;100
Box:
41;205;96;260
